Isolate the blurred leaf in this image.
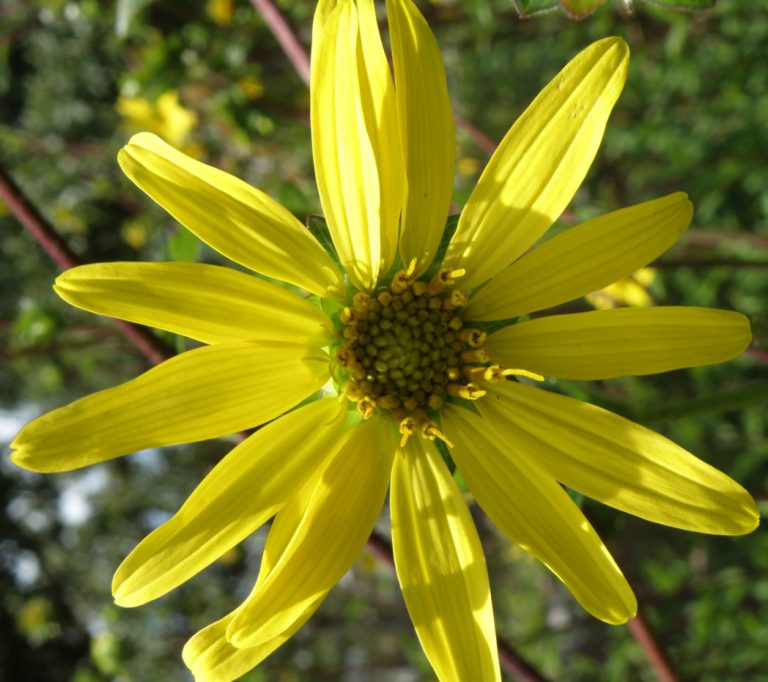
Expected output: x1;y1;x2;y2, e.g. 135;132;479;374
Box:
645;0;717;8
166;227;201;262
115;0;152;38
512;0;560;16
561;0;607;17
12;305;59;349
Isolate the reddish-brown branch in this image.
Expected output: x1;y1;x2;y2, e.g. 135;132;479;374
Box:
0;166;80;270
0;165;171;366
249;0;311;85
454;111;498;155
627;611;680;682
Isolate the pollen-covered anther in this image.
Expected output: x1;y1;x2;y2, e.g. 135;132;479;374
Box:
357;396;376;419
458;328;487;347
399;415;418;447
427;267;466;295
340;306;356;324
443;289;469;310
335;346;353;366
391;259;417;294
447;382;486;400
461;348;491;363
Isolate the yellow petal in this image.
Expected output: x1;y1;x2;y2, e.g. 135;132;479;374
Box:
487;307;751;380
446;37;629;290
387;0;455;276
479;381;759;534
183;486;328;682
11;341;329;472
311;0;405;290
54;262;335;346
466;193;692;320
443;405;637;624
111;398;347;607
118;132;343;298
391;438;500;682
227;416;396;647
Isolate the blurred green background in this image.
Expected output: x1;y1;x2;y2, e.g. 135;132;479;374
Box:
1;0;767;680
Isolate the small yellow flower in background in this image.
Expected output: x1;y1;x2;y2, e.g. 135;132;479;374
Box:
237;75;265;101
457;155;481;176
120;219;148;250
116;90;198;151
587;267;656;309
12;1;758;680
207;0;234;26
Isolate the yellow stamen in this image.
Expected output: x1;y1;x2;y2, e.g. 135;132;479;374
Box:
461;348;491;363
357;396;376;420
442;289;468;310
422;421;454;448
482;365;545;383
447;382;486;400
458;328;487;347
391;259;417;294
399;415;417;447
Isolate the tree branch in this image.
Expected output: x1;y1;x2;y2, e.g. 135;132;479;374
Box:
0;165;172;366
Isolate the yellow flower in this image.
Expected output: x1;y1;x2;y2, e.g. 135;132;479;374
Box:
12;1;758;680
116;90;198;151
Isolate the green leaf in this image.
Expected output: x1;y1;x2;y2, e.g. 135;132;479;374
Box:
512;0;561;16
560;0;607;18
167;227;201;262
115;0;152;38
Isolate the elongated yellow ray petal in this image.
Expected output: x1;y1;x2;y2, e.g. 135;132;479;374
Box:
444;405;637;624
183;486;329;682
227;416;396;648
387;0;455;276
11;341;329;472
311;0;405;291
479;381;759;534
391;438;500;682
487;307;751;380
447;37;629;290
466;193;692;320
111;399;347;607
55;262;335;346
118;133;343;298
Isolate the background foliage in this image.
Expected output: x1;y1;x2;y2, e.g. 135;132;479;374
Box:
1;0;767;680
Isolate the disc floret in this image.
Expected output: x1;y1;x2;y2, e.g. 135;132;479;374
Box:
334;264;497;446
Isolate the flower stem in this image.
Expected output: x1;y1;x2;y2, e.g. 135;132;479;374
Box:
627;610;680;682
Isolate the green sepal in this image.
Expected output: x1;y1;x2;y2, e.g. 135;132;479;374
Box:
433;436;457;475
423;213;460;281
306;213;342;269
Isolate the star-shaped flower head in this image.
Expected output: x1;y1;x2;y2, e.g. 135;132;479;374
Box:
11;0;758;680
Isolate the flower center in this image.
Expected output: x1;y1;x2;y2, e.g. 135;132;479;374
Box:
334;264;499;447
